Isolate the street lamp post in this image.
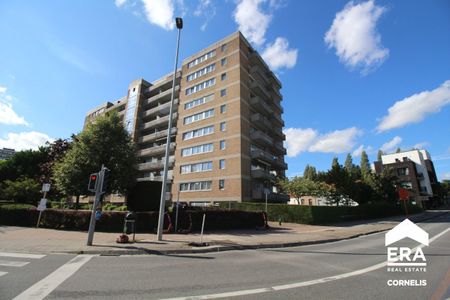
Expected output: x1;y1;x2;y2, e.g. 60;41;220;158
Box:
157;17;183;241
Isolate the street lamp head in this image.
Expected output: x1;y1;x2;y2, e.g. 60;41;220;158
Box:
175;17;183;29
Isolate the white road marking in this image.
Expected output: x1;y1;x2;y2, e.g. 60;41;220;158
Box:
0;252;45;259
162;226;450;300
0;271;8;277
12;254;94;300
0;260;30;267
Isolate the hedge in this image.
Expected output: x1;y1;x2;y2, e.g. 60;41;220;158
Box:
0;207;267;233
218;202;423;224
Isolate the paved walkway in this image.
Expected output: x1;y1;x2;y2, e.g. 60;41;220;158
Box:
0;210;447;255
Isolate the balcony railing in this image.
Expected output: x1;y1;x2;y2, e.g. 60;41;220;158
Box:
251;149;276;164
136;171;174;182
250;113;272;130
137;156;175;171
250;130;273;146
251;168;275;180
144;85;180;106
141;112;178;131
141;98;179;119
137;142;175;157
139;128;177;144
249;96;273;116
272;142;286;155
249;80;272;100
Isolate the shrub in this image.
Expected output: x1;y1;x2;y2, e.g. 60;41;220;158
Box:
2;177;41;205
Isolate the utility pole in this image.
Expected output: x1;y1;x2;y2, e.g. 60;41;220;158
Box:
157;17;183;241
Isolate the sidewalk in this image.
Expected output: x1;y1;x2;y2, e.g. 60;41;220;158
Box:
0;210;447;256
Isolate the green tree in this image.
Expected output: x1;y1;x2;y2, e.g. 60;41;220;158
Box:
2;177;41;204
0;149;47;182
303;164;317;181
344;153;354;173
360;151;371;181
279;177;330;204
377;149;384;161
53;112;137;198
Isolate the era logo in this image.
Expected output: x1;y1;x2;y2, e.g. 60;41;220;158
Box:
385;219;429;267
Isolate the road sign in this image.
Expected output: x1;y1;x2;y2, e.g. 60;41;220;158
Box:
41;183;50;192
398;188;409;201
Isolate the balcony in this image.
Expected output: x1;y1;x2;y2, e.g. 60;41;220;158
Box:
251;168;275;180
251;113;272;130
141;98;179;119
137;171;173;182
141;112;178;131
137;156;175;171
144;85;180;106
249;52;282;88
272;128;285;140
139;128;177;144
272;99;283;113
271;113;284;127
249;96;272;115
251;149;275;164
272;142;286;155
250;65;271;86
250;130;273;147
273;159;288;170
249;80;272;100
137;142;175;157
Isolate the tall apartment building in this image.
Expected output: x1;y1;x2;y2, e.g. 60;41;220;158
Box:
84;32;288;205
374;149;438;208
0;148;15;160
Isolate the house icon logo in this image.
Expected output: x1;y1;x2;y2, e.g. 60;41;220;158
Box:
385;219;429;267
385;219;429;247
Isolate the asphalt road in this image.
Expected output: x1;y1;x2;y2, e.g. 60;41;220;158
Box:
1;212;449;300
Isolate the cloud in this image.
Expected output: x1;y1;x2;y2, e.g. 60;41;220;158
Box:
0;87;29;126
262;37;298;70
440;172;450;180
194;0;216;31
233;0;271;46
0;132;54;151
284;127;362;157
380;136;402;153
377;80;450;132
115;0;127;7
412;142;429;150
324;0;389;74
352;144;373;157
141;0;175;30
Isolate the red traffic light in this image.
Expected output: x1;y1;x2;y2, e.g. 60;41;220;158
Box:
90;174;97;181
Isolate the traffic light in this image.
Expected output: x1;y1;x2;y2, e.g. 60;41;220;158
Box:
88;173;98;192
101;168;110;194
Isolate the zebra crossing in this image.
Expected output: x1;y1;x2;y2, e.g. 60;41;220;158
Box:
0;251;45;277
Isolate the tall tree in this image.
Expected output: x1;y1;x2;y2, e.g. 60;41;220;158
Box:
377;149;384;161
53;112;137;197
331;157;339;168
303;164;317;181
360;151;371;180
279;177;330;205
344;153;354;173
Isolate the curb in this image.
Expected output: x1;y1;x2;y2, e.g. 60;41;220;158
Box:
7;211;449;257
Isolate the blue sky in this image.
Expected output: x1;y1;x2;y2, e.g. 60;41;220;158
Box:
0;0;449;180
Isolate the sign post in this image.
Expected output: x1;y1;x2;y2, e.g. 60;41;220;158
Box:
398;188;409;217
87;165;109;246
36;184;50;228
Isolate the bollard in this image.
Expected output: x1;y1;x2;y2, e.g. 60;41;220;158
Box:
200;213;206;245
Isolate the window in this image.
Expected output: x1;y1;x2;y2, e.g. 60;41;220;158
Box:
185;78;216;96
220;140;226;150
184;109;214;125
221;73;227;81
219;159;225;169
221;43;227;52
187;50;216;69
180;181;212;191
219;179;225;190
184;94;214;110
220;89;227;97
220;104;226;114
220;122;226;132
397;168;409;176
221;58;227;66
186;63;216;82
180;161;213;174
181;143;213;157
183;125;214;140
